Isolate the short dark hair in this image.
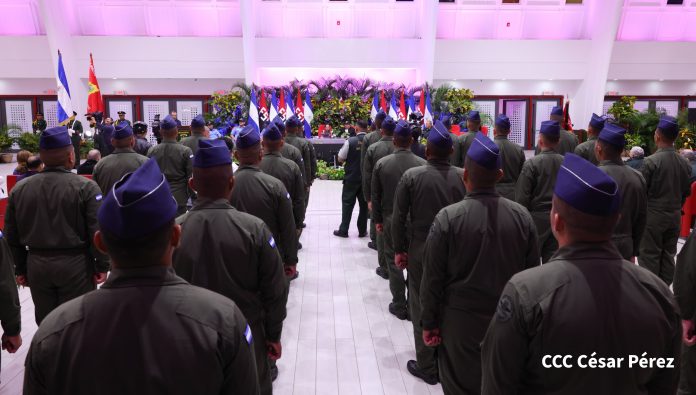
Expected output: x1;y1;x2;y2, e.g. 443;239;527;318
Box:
27;156;42;170
40;145;73;167
235;143;262;165
541;133;560;145
552;195;618;241
596;139;622;159
100;220;175;268
394;135;411;148
193;165;233;200
427;142;452;160
464;157;498;189
657;128;677;143
356;120;369;130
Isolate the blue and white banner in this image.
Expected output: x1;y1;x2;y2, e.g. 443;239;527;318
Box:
389;93;398;120
303;90;313;138
270;90;279;121
424;90;433;123
285;89;295;121
370;91;379;121
56;51;74;126
248;89;260;132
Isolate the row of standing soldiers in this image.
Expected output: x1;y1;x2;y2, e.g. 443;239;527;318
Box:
0;112;318;394
347;107;695;394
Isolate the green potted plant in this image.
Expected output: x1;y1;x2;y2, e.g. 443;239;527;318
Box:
16;132;40;154
0;129;14;163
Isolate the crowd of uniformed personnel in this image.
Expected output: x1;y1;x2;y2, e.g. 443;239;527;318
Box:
0;102;694;395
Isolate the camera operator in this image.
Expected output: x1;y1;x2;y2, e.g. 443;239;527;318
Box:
151;114;162;144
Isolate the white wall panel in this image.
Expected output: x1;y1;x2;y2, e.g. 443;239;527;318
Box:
5;101;33;133
176;101;203;127
108;101;133;123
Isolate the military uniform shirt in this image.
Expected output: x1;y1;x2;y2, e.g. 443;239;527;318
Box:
92;147;148;194
181;134;207;155
307;139;317;180
280;143;307;186
371;148;425;224
173;199;288;341
230;166;298;265
23;266;259;395
456;130;482;166
133;136;152;156
285;135;313;187
361;130;382;170
598;159;647;259
260;152;306;228
494;135;526;200
515;150;563;213
0;235;21;348
481;242;681;395
362;136;395;202
641;147;692;212
574;136;598;165
147;140;194;208
559;129;579;155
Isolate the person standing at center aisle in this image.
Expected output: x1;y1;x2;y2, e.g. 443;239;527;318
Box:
132;121;152;156
334;120;369;238
174;139;288;395
285;116;313;219
574;113;605;165
420;133;539;395
147;115;194;215
181;114;208;155
363;116;397;280
372;120;425;320
639;115;692;285
392;120;467;385
595;122;647;261
24;159;259;395
93;123;148;194
362;110;387;250
4;127;109;325
482;154;681;395
260;124;306;251
455;110;483;165
492;114;525;201
516;120;564;263
231;126;299;281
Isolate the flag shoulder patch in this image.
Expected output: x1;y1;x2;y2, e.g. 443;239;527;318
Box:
269;237;276;248
244;325;253;345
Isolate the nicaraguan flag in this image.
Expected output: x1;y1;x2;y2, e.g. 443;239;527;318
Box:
285;89;295;120
370;91;379;121
303;90;313;138
248;89;260;132
389;93;398;120
56;50;74;125
408;92;416;118
424;90;433;123
270;90;279;121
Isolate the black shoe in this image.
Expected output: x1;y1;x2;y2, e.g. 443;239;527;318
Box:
389;303;408;320
358;231;367;238
301;222;307;229
367;241;377;251
298;242;303;250
375;267;389;280
333;230;349;238
270;365;279;382
406;360;438;385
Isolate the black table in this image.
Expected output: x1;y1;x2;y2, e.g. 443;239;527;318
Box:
310;138;345;165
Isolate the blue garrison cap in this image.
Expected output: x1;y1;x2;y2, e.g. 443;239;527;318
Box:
657;115;679;138
589;113;606;130
540;120;560;138
468;111;481;122
495;114;511;130
467;133;501;170
598;122;627;148
440;114;452;129
381;116;396;133
428;120;453;149
161;115;178;130
191;115;205;128
39;126;72;150
394;120;412;138
262;124;282;141
286;115;301;129
375;110;387;122
194;139;232;168
113;123;133;140
272;116;286;133
554;153;620;216
236;125;261;149
550;106;564;117
97;158;177;239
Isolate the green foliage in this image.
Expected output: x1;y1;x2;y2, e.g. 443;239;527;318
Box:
677;108;696;150
311;96;371;137
207;90;247;127
80;139;94;157
16;132;39;153
431;85;475;124
607;96;638;126
0;131;13;152
316;160;344;180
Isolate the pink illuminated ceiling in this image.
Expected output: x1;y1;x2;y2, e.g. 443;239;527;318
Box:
0;0;45;36
617;0;696;41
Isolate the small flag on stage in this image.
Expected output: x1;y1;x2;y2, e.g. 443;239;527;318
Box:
87;53;104;114
56;50;74;125
248;89;260;132
285;89;295;120
371;91;379;121
270;90;279;121
424;89;433;123
399;90;407;120
389;93;398;120
303;90;313;138
279;90;287;120
258;90;269;125
380;91;388;113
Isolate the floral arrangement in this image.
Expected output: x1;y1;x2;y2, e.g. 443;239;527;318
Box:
316;160;345;180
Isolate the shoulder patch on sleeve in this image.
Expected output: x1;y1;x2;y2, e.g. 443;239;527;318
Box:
96;194;103;201
0;230;3;239
286;192;291;200
269;236;276;249
189;154;194;159
495;295;514;322
244;324;253;345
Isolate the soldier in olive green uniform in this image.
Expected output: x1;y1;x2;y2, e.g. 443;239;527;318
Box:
595;123;647;261
574;113;605;165
492;114;525;200
482;154;681;395
438;116;461;167
231;125;299;280
68;112;83;170
174;139;288;395
260;124;306;242
372;120;426;319
639;115;692;285
115;111;131;127
392;120;467;385
133;121;152;156
24;158;259;395
675;225;696;395
362;111;387;248
535;106;578;155
516;120;564;263
32;112;47;134
364;116;397;280
421;133;539;395
4;127;109;325
180;114;208;155
93;123;148;194
285;116;313;213
0;233;22;370
307;136;318;207
273;116;307;184
147;115;194;215
455;110;483;166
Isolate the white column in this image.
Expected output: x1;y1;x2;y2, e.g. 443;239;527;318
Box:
569;0;623;128
240;0;257;86
37;0;88;124
419;0;438;85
